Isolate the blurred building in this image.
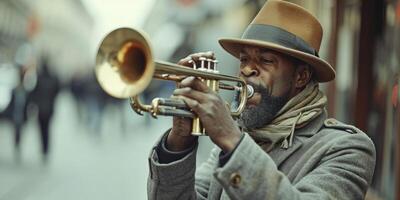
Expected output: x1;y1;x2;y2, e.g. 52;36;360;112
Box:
0;0;34;64
0;0;94;79
0;0;37;117
0;0;399;199
289;1;400;199
31;0;94;82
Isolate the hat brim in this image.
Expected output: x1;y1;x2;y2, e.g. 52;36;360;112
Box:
219;38;335;82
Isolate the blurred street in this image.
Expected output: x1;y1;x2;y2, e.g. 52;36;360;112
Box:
0;0;399;199
0;90;213;200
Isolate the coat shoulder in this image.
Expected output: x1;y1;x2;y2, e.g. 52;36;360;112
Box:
322;118;364;134
317;118;375;150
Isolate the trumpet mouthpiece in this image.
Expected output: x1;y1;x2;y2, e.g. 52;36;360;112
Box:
247;85;254;99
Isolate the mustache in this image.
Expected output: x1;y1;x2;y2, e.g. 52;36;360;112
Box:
237;83;289;130
232;83;270;108
247;83;271;96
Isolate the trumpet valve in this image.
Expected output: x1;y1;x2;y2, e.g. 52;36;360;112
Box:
206;58;213;72
199;57;207;71
212;60;219;73
188;59;197;69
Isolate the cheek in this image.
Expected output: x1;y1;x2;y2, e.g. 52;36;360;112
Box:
258;72;273;88
259;71;292;97
271;78;293;97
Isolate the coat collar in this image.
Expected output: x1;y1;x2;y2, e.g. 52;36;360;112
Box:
268;110;327;167
294;110;327;137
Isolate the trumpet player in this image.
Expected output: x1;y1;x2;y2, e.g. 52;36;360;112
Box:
147;1;376;199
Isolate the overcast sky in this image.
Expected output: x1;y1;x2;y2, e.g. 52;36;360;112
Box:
81;0;156;51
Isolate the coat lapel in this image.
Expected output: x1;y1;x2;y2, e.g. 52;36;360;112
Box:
208;175;223;199
268;139;303;168
207;112;327;199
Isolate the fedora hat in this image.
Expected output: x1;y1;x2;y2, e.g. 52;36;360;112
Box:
219;0;335;82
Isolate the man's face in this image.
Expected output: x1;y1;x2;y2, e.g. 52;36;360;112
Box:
235;46;297;129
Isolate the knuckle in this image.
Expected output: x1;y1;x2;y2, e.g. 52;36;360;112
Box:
177;59;185;64
181;77;196;86
203;110;214;118
191;100;200;109
178;87;191;95
209;94;220;103
177;58;187;65
209;104;217;112
184;87;192;93
177;56;192;67
192;52;214;60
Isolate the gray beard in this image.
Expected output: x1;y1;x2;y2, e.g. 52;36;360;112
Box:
233;84;289;130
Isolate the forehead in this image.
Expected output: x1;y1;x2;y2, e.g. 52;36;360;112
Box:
239;46;302;66
240;46;280;56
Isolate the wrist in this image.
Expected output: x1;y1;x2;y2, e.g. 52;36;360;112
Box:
167;129;197;151
216;129;243;153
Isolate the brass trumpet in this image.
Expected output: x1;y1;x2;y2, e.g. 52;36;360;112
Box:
95;27;253;136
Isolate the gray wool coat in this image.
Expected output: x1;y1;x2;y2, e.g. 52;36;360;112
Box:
147;112;376;200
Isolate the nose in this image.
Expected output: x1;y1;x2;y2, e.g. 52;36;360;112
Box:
240;64;259;77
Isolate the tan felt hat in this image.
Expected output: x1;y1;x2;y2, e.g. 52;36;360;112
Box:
219;0;335;82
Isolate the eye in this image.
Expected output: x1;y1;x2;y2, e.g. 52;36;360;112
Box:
261;58;273;64
239;56;248;64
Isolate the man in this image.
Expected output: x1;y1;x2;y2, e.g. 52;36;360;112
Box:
29;58;60;161
147;1;376;199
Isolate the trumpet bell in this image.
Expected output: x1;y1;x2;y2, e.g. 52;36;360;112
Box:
96;28;155;98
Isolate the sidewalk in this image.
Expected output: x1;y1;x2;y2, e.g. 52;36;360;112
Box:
0;91;213;200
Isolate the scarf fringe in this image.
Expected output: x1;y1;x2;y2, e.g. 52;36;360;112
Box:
248;81;327;151
281;112;303;149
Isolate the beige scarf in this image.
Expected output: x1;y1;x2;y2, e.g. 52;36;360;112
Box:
246;81;327;151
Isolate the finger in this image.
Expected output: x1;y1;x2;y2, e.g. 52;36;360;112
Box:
179;76;210;92
175;75;187;88
177;55;194;67
174;95;203;115
173;87;208;103
177;51;215;67
189;51;215;61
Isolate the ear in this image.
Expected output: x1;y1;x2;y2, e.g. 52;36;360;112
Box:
294;64;313;88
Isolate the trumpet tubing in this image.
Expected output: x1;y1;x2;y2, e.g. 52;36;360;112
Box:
95;27;253;136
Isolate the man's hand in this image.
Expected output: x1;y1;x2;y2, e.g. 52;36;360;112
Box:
167;52;242;153
173;76;243;153
166;52;215;151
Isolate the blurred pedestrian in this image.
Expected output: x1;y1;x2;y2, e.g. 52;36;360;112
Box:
29;58;60;161
11;66;29;156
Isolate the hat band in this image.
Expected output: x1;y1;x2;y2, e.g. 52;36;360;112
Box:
242;24;319;57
